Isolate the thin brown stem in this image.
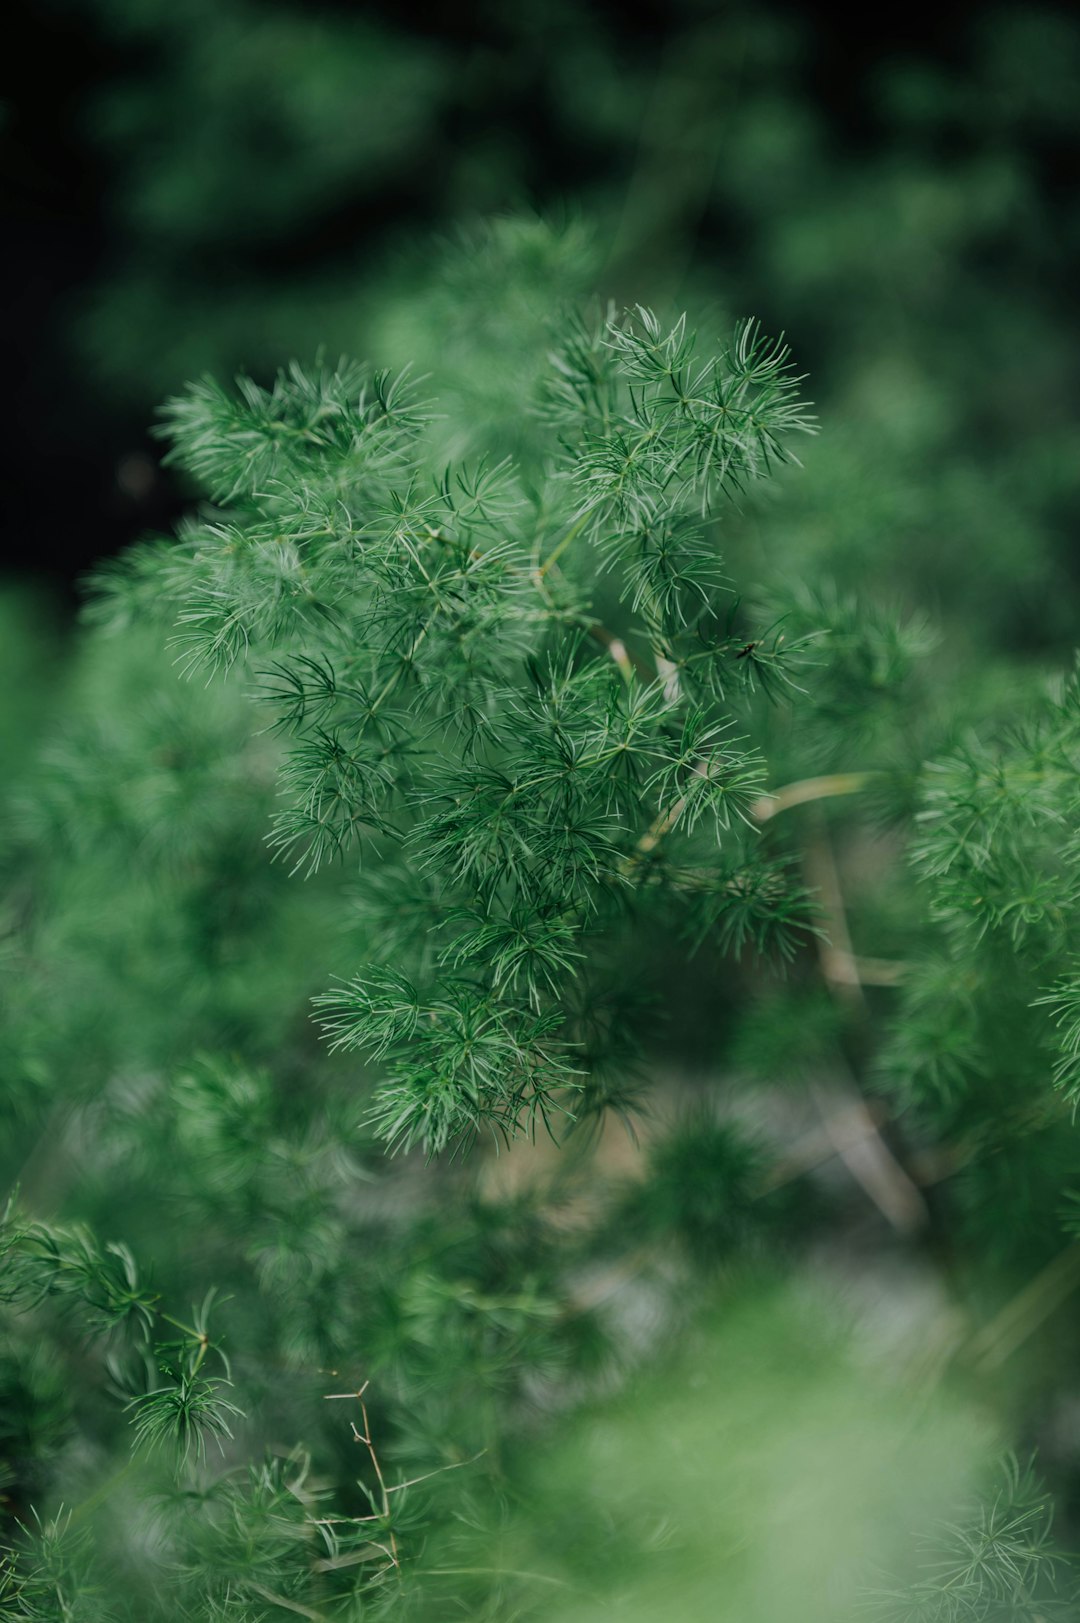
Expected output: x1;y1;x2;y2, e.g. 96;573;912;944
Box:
752;772;876;823
353;1394;399;1568
587;621;652;682
802;814;929;1234
802;820;868;1014
247;1582;329;1621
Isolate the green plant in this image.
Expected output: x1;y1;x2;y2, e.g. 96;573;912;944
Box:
92;300;818;1160
4;238;1080;1618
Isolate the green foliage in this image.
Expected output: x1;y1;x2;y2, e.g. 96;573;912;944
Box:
619;1113;784;1266
865;1457;1080;1621
89;301;816;1162
4;1221;154;1340
866;662;1080;1273
5;163;1080;1612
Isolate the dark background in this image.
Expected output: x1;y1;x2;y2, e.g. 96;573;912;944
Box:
2;0;1078;596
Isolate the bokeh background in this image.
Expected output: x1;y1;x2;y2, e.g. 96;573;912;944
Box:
5;0;1079;607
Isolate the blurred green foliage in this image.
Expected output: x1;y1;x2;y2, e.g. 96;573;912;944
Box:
55;1;1080;638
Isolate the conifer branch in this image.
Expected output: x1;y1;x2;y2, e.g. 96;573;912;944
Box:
100;301;817;1158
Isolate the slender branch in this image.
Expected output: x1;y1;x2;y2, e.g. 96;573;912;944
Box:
802;820;867;1013
247;1582;329;1621
313;1545;398;1572
760;1098;891;1192
802;815;929;1234
634;790;688;857
752;772;876;823
808;1080;929;1235
368;623;430;715
828;953;906;987
631;757;714;859
384;1451;487;1495
67;1456;139;1528
537;509;591;577
587;621;652;681
415;1567;571;1588
344;1387;400;1569
966;1242;1080;1371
